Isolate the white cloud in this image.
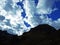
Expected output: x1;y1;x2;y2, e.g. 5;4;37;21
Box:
0;0;60;36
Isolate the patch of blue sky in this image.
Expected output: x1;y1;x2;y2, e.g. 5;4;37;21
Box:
16;2;23;9
24;21;31;27
48;10;60;20
34;0;38;6
21;9;26;18
54;1;60;9
48;1;60;20
16;1;26;18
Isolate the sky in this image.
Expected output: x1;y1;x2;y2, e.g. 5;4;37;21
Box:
48;1;60;20
34;0;60;20
16;0;60;20
0;0;60;36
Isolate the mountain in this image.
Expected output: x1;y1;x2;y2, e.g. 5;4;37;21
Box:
0;24;60;45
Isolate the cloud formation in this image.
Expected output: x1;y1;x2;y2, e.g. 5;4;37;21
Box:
0;0;60;36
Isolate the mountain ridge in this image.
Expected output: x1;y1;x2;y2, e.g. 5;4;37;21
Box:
0;24;60;45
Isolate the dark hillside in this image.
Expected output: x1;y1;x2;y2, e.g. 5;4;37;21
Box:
0;24;60;45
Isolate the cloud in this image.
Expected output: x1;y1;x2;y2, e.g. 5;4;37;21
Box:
0;0;60;36
0;0;31;36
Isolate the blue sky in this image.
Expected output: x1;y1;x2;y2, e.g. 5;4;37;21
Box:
17;0;60;21
48;1;60;20
1;0;60;21
0;0;60;36
15;0;60;28
34;0;60;20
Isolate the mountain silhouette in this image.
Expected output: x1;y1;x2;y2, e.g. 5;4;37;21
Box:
0;24;60;45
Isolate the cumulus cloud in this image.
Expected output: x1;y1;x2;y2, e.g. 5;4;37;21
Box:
0;0;60;36
0;0;31;36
